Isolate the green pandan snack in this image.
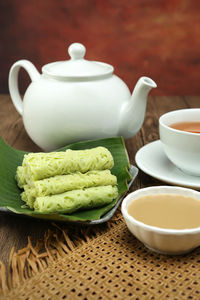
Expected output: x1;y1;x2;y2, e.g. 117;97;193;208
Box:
21;186;36;209
23;147;114;185
34;185;118;214
16;145;119;214
16;166;26;188
21;170;117;208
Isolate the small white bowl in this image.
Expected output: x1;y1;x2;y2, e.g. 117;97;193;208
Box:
121;186;200;255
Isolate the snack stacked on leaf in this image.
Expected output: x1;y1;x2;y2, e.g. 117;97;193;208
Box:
16;147;118;214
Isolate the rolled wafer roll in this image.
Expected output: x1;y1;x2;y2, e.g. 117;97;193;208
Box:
21;170;117;209
16;166;26;188
21;186;35;208
22;147;114;185
34;185;118;214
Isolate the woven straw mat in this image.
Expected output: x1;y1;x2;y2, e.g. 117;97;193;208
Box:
1;220;200;300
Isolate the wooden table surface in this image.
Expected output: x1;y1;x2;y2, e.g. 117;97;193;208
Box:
0;94;199;266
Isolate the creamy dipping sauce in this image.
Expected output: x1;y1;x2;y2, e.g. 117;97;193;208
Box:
128;194;200;229
170;121;200;134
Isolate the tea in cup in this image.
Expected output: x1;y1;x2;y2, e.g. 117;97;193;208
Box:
159;109;200;176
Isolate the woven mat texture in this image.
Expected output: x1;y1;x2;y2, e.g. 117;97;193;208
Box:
2;221;200;300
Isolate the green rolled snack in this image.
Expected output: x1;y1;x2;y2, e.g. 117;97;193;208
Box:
34;185;118;214
21;170;117;209
16;166;26;188
23;147;114;185
21;186;36;208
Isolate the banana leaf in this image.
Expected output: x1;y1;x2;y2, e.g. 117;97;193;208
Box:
0;136;132;222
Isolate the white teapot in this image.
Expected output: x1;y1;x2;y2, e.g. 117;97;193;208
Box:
9;43;157;151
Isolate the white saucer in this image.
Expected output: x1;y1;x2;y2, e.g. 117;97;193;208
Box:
135;140;200;189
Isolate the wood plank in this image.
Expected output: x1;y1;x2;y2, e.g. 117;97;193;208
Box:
0;95;41;152
153;96;189;118
183;95;200;108
0;214;55;265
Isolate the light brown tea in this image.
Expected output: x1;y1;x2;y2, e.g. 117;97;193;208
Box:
128;194;200;229
170;121;200;133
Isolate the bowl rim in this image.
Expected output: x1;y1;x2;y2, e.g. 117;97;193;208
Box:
121;185;200;235
159;108;200;137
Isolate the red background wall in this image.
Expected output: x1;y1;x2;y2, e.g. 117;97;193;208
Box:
1;0;200;95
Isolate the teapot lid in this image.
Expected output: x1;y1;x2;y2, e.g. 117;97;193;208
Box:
42;43;114;80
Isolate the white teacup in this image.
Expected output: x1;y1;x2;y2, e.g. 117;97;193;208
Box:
159;109;200;176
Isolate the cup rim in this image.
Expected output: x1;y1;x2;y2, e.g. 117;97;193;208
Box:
121;186;200;235
159;108;200;137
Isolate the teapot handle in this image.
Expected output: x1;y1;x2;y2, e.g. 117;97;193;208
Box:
8;60;40;115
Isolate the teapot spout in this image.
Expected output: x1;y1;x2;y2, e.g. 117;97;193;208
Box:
119;76;157;138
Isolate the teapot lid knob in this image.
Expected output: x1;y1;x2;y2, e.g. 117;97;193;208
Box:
68;43;86;60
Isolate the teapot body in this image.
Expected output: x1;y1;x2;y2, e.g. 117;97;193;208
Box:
23;74;131;150
9;44;157;150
